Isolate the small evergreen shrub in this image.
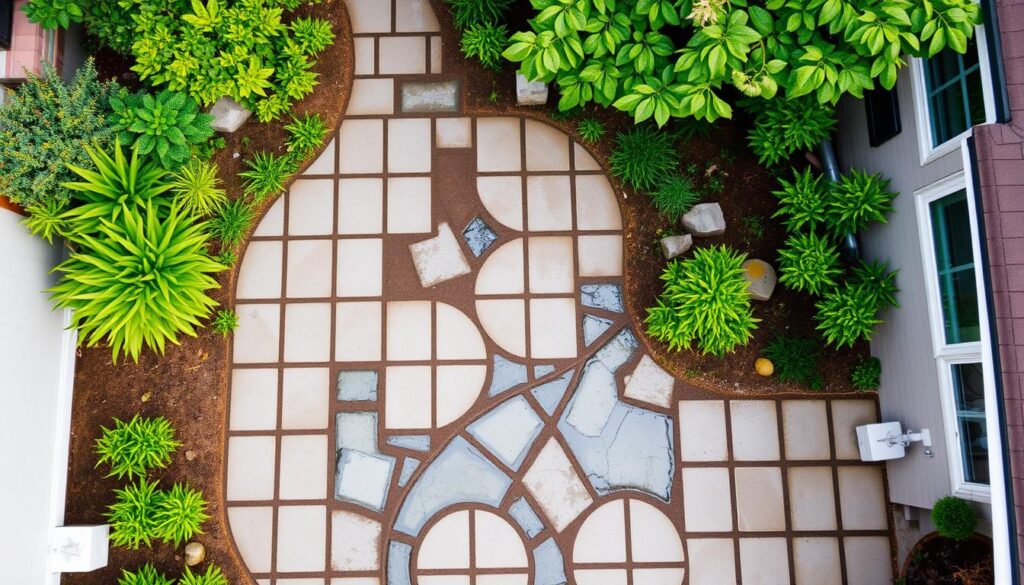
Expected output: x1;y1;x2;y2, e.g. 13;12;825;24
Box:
240;152;294;202
609;126;677;192
827;170;896;236
210;199;256;248
646;246;758;356
170;160;227;218
851;356;881;391
815;283;883;348
748;98;836;165
285;113;329;159
212;309;239;336
444;0;513;29
652;175;700;222
777;232;842;296
932;496;977;541
290;16;336;56
107;478;163;549
460;22;508;70
108;89;214;170
153;483;208;546
763;335;823;389
95;415;180;480
117;563;174;585
850;260;900;312
772;168;830;233
179;565;229;585
577;118;605;143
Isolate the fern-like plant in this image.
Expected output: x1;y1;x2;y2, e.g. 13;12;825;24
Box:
285;114;329;159
609;126;677;192
851;356;881;391
815;283;883;348
106;478;163;549
154;483;209;546
652;175;700;222
240;152;294;201
109;90;215;170
748;98;836;165
444;0;513;28
212;309;239;336
645;245;759;356
826;170;896;236
850;260;900;312
170;159;227;217
210;199;256;248
117;563;174;585
577;118;605;143
772;168;830;233
291;17;336;56
179;565;229;585
460;22;508;70
777;232;842;295
763;335;823;389
95;415;180;480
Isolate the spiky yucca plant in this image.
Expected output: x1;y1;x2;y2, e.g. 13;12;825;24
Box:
95;415;180;480
577;118;605;143
210;199;257;248
239;152;294;202
827;169;896;236
460;22;508;70
154;483;208;546
24;199;68;244
107;478;163;549
179;565;229;585
772;168;830;233
850;259;900;312
117;563;174;585
285;113;329;158
777;231;842;295
748;97;836;165
170;159;227;217
212;309;239;336
815;283;883;348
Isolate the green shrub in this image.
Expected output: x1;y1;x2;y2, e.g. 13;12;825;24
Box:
815;283;883;348
444;0;512;29
764;335;822;389
850;260;900;312
285;113;329;159
79;0;136;52
154;483;208;546
646;246;758;356
772;168;830;233
23;200;68;245
932;496;977;541
117;563;174;585
827;170;896;236
652;175;700;222
170;160;228;217
777;232;842;296
461;22;509;70
609;126;677;192
216;250;238;267
210;198;256;248
109;89;214;170
107;478;163;549
240;152;294;201
212;309;239;336
577;119;605;143
851;356;881;391
0;60;117;207
23;0;84;28
290;16;336;57
179;565;229;585
95;415;180;480
749;99;837;165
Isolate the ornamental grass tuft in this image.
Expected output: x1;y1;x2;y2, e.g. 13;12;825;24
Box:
609;125;677;193
95;415;180;480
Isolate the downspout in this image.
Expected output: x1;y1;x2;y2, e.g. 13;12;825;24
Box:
818;139;860;261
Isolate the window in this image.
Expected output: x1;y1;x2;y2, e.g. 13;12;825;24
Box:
865;87;901;147
923;38;987;147
929;190;981;344
950;362;988;485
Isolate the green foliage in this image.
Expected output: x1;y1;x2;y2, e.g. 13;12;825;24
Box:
95;415;180;480
851;356;881;390
23;0;83;28
461;22;509;70
216;250;238;267
170;160;228;217
240;152;294;201
577;118;605;143
646;246;759;356
210;198;256;247
778;232;842;295
772;168;830;233
179;565;229;585
291;16;336;56
652;175;700;222
764;335;822;389
749;98;837;165
212;309;239;335
827;169;896;236
153;483;208;546
815;282;883;348
109;89;215;170
741;214;766;244
444;0;513;29
609;126;677;192
850;260;900;311
107;479;163;549
117;563;175;585
932;496;977;541
285;113;329;159
24;200;69;244
0;60;117;207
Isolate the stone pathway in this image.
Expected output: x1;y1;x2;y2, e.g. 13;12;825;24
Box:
224;1;894;584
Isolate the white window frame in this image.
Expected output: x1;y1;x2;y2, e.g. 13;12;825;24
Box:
909;22;996;165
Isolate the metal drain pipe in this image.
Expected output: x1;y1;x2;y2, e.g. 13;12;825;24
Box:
819;139;860;261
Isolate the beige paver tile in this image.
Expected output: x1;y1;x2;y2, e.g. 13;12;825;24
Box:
574;143;602;171
353;37;375;75
237;241;282;299
379;36;426;74
227;507;273;572
837;466;888;530
573;499;625;562
336;301;382;361
831;400;878;459
338;178;384;235
284;303;332;362
278;580;325;585
788;467;837;531
386;301;432;361
436;117;472;148
337;239;383;297
687;539;737;585
734;467;786;532
679;401;728;461
226;436;276;501
782;400;831;460
279;435;328;500
304;138;336;176
523;438;593;532
475;510;528;568
387;177;432;233
526;175;573;231
331;579;379;585
682;467;732;532
435;365;486;426
475;575;528;585
529;298;577;359
388;118;431;173
348;78;395;115
396;0;439;32
478;176;523;231
230;368;278;431
573;569;627;585
339;119;384;174
477;118;522;172
730;400;780;461
289;179;335;236
739;538;790;585
525;119;570;171
277;505;327;572
436;303;486;360
623;355;674;408
419;578;470;585
577;235;622;277
475;299;526;356
409;222;471;288
575;175;621;231
233;304;280;363
281;367;330;430
630;499;685;562
287;240;333;298
528;236;574;293
475;239;524;294
419;510;470;569
843;536;893;585
793;537;841;585
430;36;442;73
253;197;284;236
385;365;432;429
331;510;381;571
345;0;391;33
632;569;684;585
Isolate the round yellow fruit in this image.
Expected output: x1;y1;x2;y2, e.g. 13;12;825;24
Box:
755;358;774;377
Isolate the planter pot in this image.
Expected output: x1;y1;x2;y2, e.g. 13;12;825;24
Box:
902;531;993;584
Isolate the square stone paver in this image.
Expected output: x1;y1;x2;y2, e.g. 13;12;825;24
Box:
430;36;442;74
523;438;593;532
336;302;382;361
574;143;601;171
386;301;432;361
276;505;327;572
331;510;381;571
396;0;439;32
339;119;384;174
348;78;394;116
524;119;570;171
305;138;336;175
477;176;523;230
782;400;831;460
831;400;878;459
237;241;283;299
573;500;625;563
837;466;888;530
788;467;837;531
843;536;893;585
730;400;780;461
679;401;728;461
226;436;276;501
739;538;790;585
436;365;488;426
345;0;391;33
279;435;328;500
336;450;393;510
435;117;472;148
575;175;621;231
734;467;786;532
284;303;332;362
253;197;284;236
330;580;378;585
409;223;472;288
379;36;426;75
475;299;526;357
475;238;523;294
282;368;330;429
573;569;625;585
477;118;522;173
793;537;841;585
338;178;384;235
387;177;432;233
682;467;732;531
388;118;431;173
233;304;281;364
337;239;383;297
686;539;736;585
529;298;577;359
623;355;674;408
526;175;573;231
289;179;335;236
353;37;375;75
577;235;622;277
230;368;278;431
287;240;333;298
528;236;574;293
227;507;273;572
436;304;486;360
385;365;432;428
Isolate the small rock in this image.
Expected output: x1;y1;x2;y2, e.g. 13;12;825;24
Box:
184;542;205;566
516;73;548;106
660;234;692;259
185;450;197;462
755;357;774;377
681;202;726;236
742;259;777;301
208;96;251;133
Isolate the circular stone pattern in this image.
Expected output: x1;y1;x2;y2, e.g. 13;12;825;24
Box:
415;508;530;584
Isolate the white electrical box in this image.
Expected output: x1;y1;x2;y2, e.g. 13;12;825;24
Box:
856;421;906;462
48;525;109;572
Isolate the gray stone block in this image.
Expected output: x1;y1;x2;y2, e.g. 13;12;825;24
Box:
681;202;726;236
660;234;692;259
208;96;251;133
516;73;549;106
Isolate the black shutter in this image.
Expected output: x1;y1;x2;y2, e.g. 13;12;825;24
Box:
864;87;902;147
0;0;12;50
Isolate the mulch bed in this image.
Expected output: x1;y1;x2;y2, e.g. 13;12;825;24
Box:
904;533;995;585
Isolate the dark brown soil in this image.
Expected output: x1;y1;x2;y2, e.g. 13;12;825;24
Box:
904;533;994;585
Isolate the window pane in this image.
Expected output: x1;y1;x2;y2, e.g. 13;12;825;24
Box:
930;84;968;144
951;362;988;485
925;38;984;147
930;190;980;344
865;87;902;147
